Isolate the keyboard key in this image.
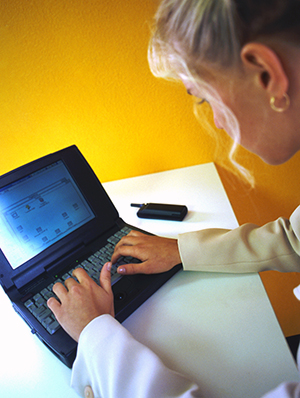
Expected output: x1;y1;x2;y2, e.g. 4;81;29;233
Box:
42;316;54;329
36;307;52;322
46;319;61;335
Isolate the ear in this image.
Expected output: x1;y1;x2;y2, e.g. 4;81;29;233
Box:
240;43;289;97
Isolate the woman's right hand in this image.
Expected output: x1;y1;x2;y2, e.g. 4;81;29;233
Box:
111;230;181;275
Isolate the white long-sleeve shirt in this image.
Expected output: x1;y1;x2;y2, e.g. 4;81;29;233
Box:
71;314;300;398
71;205;300;398
71;315;201;398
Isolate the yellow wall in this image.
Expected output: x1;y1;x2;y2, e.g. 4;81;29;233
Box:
1;0;300;336
0;0;215;180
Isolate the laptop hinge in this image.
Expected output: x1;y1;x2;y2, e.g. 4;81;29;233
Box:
44;243;86;275
13;268;46;292
13;242;87;292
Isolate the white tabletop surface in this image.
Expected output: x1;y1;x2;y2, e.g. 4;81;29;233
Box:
1;163;299;397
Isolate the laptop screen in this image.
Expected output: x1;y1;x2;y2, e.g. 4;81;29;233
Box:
0;160;95;270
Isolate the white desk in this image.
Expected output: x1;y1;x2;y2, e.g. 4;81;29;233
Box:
1;163;299;397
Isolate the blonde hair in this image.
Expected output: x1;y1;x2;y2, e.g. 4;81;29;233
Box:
148;0;300;186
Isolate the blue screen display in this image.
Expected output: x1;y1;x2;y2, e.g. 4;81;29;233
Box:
0;161;95;269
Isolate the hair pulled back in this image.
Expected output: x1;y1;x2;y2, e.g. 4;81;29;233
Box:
148;0;300;184
149;0;300;76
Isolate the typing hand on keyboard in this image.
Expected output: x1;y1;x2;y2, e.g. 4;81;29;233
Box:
24;227;139;336
47;264;115;342
112;230;181;275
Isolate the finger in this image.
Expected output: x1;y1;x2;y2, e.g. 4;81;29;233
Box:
100;262;112;292
113;235;135;254
118;261;150;275
64;276;78;290
110;250;121;264
72;267;91;284
52;281;67;297
111;243;140;264
127;230;145;237
47;296;61;314
113;231;145;251
113;236;148;263
111;232;145;261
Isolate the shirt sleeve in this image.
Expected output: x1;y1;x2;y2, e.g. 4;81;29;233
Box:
70;314;201;398
71;206;300;398
178;206;300;274
71;316;300;398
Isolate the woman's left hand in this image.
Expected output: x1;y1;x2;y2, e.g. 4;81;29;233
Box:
47;263;115;342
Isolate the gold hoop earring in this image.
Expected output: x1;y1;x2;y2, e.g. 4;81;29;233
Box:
270;93;290;113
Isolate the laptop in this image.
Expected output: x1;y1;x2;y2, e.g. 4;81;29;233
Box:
0;145;181;368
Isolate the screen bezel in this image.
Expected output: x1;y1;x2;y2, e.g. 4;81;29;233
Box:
0;146;119;292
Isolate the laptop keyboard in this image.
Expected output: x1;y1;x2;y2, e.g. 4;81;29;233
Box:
23;227;139;335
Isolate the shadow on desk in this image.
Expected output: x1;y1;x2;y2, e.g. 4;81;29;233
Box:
184;211;215;223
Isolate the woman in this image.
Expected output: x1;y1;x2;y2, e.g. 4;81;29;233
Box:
48;0;300;397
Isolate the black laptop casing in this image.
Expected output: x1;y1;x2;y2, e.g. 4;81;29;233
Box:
0;145;181;367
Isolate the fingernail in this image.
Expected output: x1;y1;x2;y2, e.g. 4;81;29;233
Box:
293;285;300;301
118;267;126;274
